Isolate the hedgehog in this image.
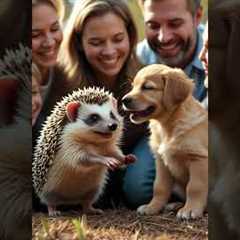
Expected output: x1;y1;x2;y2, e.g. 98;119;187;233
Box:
32;87;136;216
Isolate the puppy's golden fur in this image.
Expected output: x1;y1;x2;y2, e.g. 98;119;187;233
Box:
122;64;208;219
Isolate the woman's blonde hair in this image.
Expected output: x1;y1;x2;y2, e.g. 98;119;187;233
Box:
32;62;42;84
32;0;65;22
58;0;139;96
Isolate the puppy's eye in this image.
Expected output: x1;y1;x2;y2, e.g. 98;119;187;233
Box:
142;84;155;90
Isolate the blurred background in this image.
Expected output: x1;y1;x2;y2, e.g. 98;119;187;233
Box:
63;0;208;42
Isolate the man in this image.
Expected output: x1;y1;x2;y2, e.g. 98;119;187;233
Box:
137;0;206;101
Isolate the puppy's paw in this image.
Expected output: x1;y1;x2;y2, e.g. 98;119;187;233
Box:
137;204;160;215
177;206;204;220
164;202;184;212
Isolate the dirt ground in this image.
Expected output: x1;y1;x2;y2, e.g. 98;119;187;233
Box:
32;208;208;240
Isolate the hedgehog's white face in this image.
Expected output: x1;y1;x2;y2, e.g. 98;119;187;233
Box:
64;99;123;143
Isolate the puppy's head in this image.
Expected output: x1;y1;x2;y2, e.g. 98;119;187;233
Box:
122;64;193;124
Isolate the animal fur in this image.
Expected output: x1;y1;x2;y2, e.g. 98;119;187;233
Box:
33;87;136;216
122;64;208;219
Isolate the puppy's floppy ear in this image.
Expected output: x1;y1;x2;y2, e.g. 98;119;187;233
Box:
162;69;193;110
66;102;80;122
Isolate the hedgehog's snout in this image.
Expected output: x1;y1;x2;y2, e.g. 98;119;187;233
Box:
108;123;118;131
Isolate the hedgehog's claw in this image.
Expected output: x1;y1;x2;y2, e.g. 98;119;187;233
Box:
105;157;121;170
48;205;61;217
83;206;104;215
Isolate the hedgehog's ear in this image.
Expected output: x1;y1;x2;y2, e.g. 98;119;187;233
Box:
66;102;80;122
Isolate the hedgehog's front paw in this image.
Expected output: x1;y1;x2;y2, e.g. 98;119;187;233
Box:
124;154;137;164
105;157;122;170
48;205;61;217
84;207;104;215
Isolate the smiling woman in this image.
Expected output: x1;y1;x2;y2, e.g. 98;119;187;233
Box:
81;12;130;88
59;0;139;93
32;0;64;84
58;0;148;150
31;0;69;135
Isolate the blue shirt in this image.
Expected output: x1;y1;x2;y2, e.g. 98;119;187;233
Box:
136;25;206;102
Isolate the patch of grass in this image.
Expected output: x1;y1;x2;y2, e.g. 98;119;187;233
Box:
32;209;208;240
131;229;140;240
34;218;51;240
72;215;87;240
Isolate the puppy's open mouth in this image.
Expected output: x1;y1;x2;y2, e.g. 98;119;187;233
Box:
93;131;113;138
129;105;156;120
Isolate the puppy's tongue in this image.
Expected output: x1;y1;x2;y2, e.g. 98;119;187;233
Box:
131;106;156;117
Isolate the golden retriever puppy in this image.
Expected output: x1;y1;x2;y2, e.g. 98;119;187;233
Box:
122;64;208;219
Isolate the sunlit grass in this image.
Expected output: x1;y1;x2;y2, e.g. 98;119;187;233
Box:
72;215;88;240
33;209;208;240
34;215;88;240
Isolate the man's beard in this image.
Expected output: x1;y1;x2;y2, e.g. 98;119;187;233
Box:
149;37;193;68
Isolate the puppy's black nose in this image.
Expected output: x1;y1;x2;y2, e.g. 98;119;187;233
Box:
108;123;118;131
122;97;132;108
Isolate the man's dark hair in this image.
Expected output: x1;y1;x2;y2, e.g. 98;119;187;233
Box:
139;0;201;16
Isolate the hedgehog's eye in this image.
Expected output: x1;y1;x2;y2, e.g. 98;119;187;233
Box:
89;114;100;123
84;113;101;126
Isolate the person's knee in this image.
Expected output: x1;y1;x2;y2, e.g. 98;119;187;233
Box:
123;177;153;209
123;137;155;209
